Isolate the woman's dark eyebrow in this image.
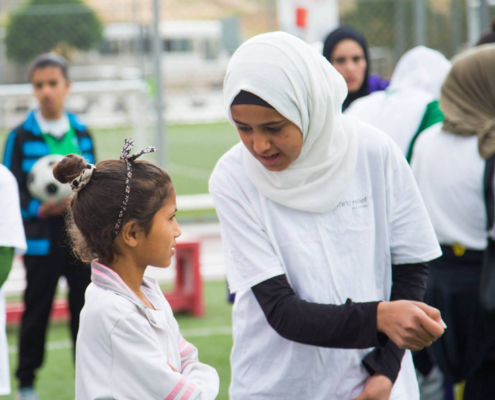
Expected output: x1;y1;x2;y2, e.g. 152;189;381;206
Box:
233;119;286;126
261;120;285;127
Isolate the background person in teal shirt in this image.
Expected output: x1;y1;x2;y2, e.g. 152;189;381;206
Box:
2;54;95;400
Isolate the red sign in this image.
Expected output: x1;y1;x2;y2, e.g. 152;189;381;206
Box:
296;7;308;29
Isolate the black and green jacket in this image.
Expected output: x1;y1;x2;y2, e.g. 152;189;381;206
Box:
2;110;95;256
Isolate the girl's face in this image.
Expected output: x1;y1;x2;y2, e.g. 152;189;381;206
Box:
231;104;303;171
139;190;182;268
330;39;367;93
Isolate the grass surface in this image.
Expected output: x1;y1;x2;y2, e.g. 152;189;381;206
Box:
3;280;232;400
0;122;239;196
0;123;236;397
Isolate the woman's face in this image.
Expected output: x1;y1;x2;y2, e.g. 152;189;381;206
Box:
330;39;367;93
231;104;303;172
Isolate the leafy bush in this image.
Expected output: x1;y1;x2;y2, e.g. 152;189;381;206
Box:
6;0;103;64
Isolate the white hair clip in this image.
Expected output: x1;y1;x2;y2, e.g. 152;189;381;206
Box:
70;164;96;192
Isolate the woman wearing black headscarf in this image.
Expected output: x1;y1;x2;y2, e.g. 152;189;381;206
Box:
323;27;389;110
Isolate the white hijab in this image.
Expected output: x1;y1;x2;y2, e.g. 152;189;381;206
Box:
346;46;451;154
389;46;451;100
223;32;358;213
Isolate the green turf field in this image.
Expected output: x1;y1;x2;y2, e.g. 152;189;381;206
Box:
3;280;232;400
0;122;239;196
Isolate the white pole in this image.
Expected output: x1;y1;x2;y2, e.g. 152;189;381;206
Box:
480;0;490;31
415;0;426;46
467;0;482;47
152;0;167;168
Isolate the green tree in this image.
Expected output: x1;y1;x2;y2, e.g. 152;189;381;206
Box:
5;0;103;64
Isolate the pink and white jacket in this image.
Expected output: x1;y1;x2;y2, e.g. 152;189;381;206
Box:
75;261;219;400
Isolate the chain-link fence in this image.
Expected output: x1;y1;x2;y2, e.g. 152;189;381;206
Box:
0;0;494;134
338;0;490;79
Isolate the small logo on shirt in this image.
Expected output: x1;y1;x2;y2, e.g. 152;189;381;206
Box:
336;196;372;210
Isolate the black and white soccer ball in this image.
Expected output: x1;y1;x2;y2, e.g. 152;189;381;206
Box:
27;155;72;203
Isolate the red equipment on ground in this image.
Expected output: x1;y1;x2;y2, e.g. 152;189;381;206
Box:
5;240;204;325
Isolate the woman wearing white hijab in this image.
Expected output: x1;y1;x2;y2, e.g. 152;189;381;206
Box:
210;32;445;400
346;46;451;158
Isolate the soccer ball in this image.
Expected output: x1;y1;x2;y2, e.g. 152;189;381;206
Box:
27;155;72;203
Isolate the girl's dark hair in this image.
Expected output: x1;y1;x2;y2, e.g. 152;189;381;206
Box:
53;154;173;264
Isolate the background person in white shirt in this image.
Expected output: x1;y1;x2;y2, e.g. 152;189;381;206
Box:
346;46;451;159
346;45;451;400
210;32;445;400
411;44;495;400
0;165;27;397
52;142;219;400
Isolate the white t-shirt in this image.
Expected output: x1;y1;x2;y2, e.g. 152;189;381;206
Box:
411;123;487;250
346;89;434;155
0;165;26;395
35;110;70;139
210;123;441;400
0;165;27;254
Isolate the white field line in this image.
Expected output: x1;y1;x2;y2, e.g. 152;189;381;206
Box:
168;163;211;180
8;325;232;354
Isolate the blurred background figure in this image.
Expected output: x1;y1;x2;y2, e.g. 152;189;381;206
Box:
411;44;495;400
346;46;451;159
0;165;26;398
2;54;95;400
477;15;495;46
323;26;389;110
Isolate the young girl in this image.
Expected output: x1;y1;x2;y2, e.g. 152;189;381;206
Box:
53;139;219;400
210;32;445;400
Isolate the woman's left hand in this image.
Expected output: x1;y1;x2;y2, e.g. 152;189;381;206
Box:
350;374;393;400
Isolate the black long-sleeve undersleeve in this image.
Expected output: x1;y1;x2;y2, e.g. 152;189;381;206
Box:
252;274;388;349
251;262;428;382
362;263;428;383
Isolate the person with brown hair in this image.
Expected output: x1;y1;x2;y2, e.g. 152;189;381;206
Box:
411;44;495;400
53;139;219;400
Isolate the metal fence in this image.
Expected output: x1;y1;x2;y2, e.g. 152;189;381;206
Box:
0;0;277;86
0;0;494;153
1;0;493;82
338;0;495;77
0;0;279;144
